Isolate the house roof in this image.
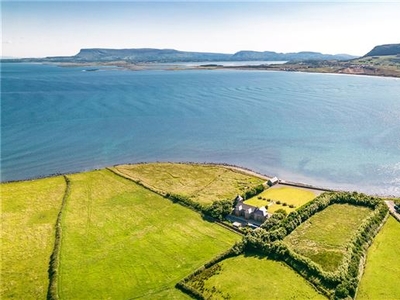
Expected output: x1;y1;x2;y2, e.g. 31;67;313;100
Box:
268;176;279;183
254;207;268;216
235;195;244;202
236;203;257;212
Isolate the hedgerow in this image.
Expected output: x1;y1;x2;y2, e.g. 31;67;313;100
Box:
176;241;244;299
47;176;71;300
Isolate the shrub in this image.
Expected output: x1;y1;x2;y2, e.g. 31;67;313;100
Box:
243;184;264;199
282;202;287;206
276;200;281;204
275;208;288;216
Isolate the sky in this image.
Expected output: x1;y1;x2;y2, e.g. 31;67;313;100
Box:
2;1;400;58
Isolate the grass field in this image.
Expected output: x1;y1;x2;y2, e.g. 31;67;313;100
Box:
192;255;326;300
59;169;240;299
357;216;400;300
284;204;372;272
1;177;66;299
244;186;318;214
112;163;264;205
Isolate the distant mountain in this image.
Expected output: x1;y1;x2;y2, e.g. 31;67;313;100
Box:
231;51;355;61
73;48;355;62
2;48;357;64
73;48;232;62
364;43;400;57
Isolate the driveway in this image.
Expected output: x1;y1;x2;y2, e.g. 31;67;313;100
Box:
384;200;400;222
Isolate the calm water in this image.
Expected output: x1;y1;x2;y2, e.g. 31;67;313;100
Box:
1;63;400;196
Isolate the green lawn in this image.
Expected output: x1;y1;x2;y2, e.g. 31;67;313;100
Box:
112;163;264;205
1;177;66;299
284;204;372;272
357;216;400;300
190;255;326;299
59;169;240;299
244;186;318;214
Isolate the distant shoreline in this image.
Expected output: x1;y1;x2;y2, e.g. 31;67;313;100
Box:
3;59;400;78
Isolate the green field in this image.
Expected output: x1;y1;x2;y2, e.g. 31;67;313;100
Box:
58;169;240;299
112;163;264;205
1;177;66;299
189;255;326;299
244;186;318;214
284;204;372;272
357;216;400;300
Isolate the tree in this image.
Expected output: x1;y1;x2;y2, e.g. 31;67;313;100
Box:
206;200;233;220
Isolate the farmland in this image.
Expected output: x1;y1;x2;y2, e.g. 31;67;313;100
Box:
112;163;264;205
357;216;400;299
58;169;240;299
244;186;318;214
1;163;396;300
1;177;66;299
284;204;373;271
188;255;326;299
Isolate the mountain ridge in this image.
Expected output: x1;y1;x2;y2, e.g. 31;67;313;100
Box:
71;48;355;62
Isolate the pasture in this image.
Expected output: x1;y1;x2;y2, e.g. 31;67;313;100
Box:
189;255;326;299
112;163;264;205
1;177;66;299
244;185;318;213
284;204;372;272
357;216;400;300
58;169;240;299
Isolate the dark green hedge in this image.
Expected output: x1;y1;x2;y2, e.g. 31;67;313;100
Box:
176;241;244;299
242;184;265;200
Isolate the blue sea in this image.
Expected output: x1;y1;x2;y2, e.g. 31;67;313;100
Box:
1;63;400;196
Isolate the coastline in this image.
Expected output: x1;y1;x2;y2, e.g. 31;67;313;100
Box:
0;161;372;197
3;60;399;79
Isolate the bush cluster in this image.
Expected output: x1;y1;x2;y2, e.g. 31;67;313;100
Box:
166;193;206;213
243;191;389;299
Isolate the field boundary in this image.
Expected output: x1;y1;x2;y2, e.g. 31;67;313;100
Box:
46;175;70;300
176;242;244;299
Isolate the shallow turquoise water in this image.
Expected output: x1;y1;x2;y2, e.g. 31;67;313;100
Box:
1;63;400;195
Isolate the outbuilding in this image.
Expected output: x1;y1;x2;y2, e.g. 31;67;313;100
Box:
267;177;279;186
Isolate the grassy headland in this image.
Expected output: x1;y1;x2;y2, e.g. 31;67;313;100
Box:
1;163;396;299
111;163;265;205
